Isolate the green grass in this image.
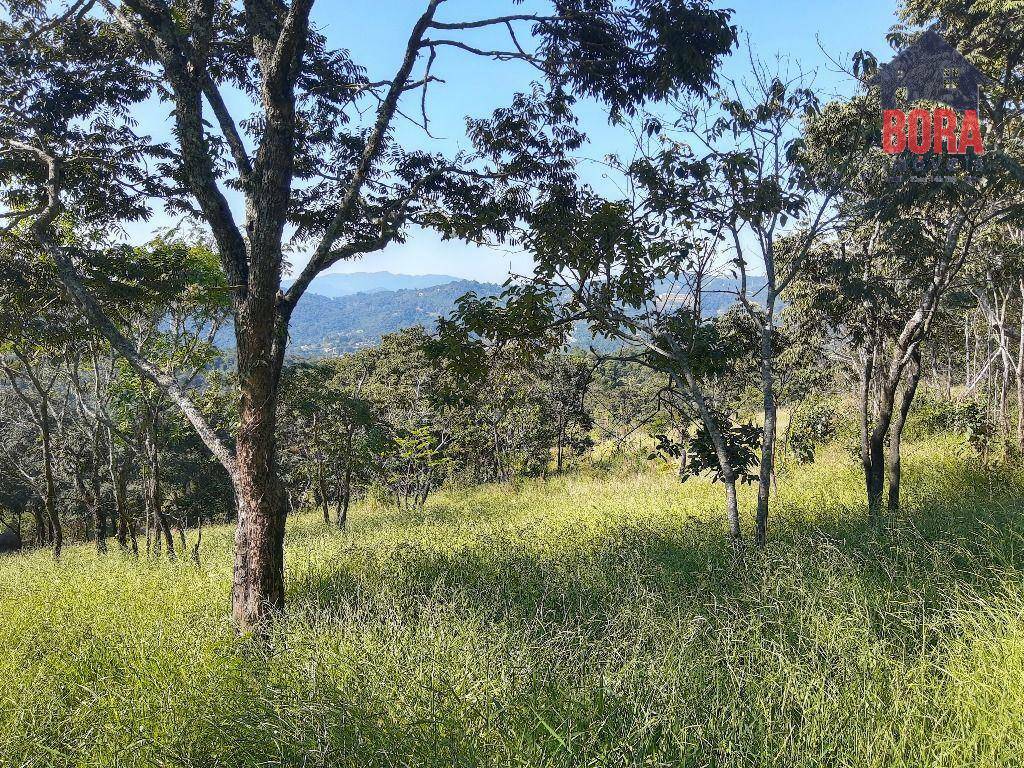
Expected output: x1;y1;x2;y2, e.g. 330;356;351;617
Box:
3;436;1024;767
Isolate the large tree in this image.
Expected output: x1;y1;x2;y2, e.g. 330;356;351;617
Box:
0;1;734;630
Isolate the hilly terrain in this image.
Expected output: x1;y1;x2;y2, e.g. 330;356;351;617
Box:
4;438;1024;766
215;275;767;357
287;279;497;356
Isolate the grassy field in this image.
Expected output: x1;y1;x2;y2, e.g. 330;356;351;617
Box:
3;437;1024;767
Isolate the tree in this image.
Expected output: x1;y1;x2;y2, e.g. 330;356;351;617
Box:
545;353;595;473
441;185;757;543
792;0;1024;514
656;62;850;545
0;0;735;630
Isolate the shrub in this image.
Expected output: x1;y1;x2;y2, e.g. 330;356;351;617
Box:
910;393;994;454
788;397;841;464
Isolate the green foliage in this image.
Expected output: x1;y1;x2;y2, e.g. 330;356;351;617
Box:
279;328;597;515
909;392;994;454
652;418;762;484
789;398;841;464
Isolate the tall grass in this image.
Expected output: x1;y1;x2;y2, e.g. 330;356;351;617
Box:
2;436;1024;767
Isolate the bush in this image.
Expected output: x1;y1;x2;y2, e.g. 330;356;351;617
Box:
909;393;994;454
788;397;841;464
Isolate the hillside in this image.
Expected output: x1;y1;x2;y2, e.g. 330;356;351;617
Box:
256;275;766;357
3;438;1023;766
287;279;499;356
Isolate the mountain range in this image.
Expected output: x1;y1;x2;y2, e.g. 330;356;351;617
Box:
283;270;461;298
216;273;765;357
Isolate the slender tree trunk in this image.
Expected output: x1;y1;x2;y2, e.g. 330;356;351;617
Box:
1017;278;1024;453
886;347;922;515
755;318;775;548
90;432;106;554
681;374;742;545
339;423;355;529
317;467;330;524
39;399;62;559
191;515;203;566
859;349;875;515
31;500;45;547
723;476;740;544
556;422;564;474
75;466;104;554
109;443;137;555
144;419;174;559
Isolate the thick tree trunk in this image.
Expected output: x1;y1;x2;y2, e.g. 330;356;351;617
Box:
867;369;900;520
860;347;900;520
867;431;886;519
230;313;288;632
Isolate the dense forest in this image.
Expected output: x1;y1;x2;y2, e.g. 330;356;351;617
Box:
3;0;1024;765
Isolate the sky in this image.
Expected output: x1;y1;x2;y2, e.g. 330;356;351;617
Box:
125;0;902;282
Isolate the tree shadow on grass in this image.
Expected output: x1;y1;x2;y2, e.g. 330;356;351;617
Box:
285;452;1024;657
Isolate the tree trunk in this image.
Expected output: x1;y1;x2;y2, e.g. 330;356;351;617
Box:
230;315;288;632
318;468;329;524
31;499;46;547
556;421;564;474
681;373;742;545
90;432;107;554
1017;278;1024;454
339;423;355;529
144;419;174;559
859;349;875;516
867;430;886;520
886;347;922;516
39;399;62;559
109;444;138;555
755;319;775;548
723;477;741;545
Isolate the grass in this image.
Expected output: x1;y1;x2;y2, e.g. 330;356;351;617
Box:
3;435;1024;766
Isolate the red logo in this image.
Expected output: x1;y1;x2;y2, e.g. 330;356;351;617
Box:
882;108;984;155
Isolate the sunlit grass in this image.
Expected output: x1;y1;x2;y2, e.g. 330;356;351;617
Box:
3;435;1024;767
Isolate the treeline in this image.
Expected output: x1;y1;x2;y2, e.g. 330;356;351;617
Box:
0;282;599;554
276;328;593;525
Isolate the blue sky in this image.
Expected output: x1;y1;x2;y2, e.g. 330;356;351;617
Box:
127;0;902;282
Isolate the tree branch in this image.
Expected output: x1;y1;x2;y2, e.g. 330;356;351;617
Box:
284;0;444;309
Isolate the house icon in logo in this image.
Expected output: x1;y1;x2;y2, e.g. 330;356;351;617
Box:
875;27;987;111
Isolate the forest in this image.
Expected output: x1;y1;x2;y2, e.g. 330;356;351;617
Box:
2;0;1024;766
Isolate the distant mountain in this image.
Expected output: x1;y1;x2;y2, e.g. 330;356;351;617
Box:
214;274;766;358
283;270;460;298
286;280;498;356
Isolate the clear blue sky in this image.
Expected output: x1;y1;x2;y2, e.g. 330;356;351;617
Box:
126;0;901;282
